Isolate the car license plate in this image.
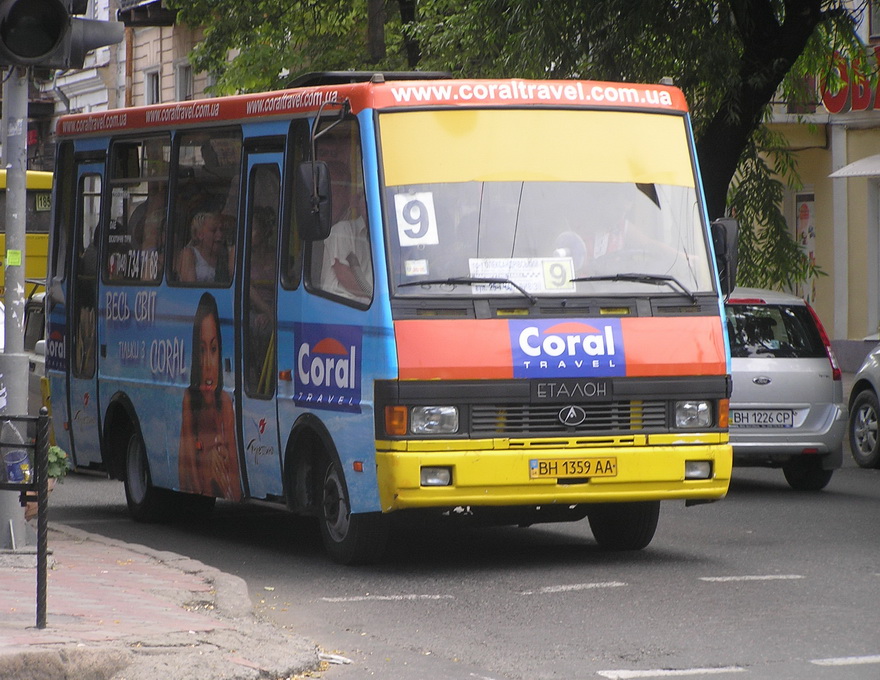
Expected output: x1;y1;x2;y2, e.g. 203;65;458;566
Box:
729;409;797;428
529;457;617;479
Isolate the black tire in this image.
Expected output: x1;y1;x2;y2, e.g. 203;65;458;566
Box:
782;458;833;491
849;389;880;468
123;427;173;522
318;457;389;565
587;501;660;551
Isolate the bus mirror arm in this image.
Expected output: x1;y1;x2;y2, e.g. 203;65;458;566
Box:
711;217;739;300
299;99;348;241
296;160;333;240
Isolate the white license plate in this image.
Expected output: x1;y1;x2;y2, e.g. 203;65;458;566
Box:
730;409;796;428
529;457;617;479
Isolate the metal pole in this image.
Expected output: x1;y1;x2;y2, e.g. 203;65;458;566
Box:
0;66;32;549
35;409;49;629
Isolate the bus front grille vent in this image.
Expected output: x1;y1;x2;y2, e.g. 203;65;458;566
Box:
470;400;667;436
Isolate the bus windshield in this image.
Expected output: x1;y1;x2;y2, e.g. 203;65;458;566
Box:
380;109;714;298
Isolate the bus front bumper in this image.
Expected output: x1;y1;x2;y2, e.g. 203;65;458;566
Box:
376;436;732;512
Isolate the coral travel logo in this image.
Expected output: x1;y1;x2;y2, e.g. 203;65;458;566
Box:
509;319;626;378
293;323;362;412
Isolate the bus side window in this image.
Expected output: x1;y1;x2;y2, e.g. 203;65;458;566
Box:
170;129;242;286
73;175;101;379
244;166;280;398
306;120;373;305
106;136;171;283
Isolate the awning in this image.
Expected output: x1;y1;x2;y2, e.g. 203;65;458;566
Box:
829;154;880;178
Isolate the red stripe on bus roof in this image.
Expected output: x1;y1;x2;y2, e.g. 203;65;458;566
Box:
56;79;688;138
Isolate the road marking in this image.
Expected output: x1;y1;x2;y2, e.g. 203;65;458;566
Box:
321;594;454;602
698;574;803;582
597;667;745;678
811;654;880;666
519;581;627;595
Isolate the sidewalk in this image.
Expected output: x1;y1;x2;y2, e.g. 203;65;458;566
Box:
0;523;319;680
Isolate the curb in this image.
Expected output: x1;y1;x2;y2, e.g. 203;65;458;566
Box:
0;523;320;680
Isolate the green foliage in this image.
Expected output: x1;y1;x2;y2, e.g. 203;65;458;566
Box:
728;127;823;290
47;445;69;480
167;0;413;94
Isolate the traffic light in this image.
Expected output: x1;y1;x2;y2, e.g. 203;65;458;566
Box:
0;0;123;70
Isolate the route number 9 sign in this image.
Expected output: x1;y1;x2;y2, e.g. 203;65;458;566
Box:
394;192;439;246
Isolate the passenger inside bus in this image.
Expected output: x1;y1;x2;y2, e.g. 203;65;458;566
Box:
177;211;234;284
307;122;373;303
130;181;167;281
317;159;372;301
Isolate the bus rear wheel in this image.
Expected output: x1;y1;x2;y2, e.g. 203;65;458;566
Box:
587;501;660;551
318;458;389;565
123;428;172;523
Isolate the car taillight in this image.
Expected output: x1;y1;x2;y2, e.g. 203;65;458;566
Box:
806;303;841;381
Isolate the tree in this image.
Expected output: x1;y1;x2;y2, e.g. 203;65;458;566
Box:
414;0;863;288
166;0;420;93
169;0;865;289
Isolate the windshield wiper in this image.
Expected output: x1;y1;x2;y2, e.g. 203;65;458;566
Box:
398;277;537;304
570;273;698;304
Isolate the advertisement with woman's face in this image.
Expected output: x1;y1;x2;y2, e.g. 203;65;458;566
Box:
178;292;241;500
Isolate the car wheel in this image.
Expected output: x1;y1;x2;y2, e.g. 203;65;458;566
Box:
849;389;880;468
317;457;389;565
587;501;660;551
782;458;833;491
124;427;173;522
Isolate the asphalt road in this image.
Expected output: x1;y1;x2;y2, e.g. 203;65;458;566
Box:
49;457;880;680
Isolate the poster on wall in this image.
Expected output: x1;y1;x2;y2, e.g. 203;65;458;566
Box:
795;191;816;304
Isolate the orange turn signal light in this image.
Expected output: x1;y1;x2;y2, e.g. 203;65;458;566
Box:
385;406;408;436
718;399;729;429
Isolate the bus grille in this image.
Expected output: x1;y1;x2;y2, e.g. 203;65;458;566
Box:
470;400;668;436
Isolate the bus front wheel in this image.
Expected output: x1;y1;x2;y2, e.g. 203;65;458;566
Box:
318;458;389;565
587;501;660;551
124;428;171;523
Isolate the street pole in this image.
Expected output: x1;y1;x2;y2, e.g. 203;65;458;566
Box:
0;66;33;549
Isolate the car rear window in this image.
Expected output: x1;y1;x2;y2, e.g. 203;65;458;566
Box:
725;303;826;358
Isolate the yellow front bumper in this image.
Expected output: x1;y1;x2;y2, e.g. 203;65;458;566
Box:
376;434;731;512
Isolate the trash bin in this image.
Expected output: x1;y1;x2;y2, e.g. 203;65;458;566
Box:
3;449;31;483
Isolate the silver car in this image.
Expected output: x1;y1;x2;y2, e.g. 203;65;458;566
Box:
726;288;846;490
848;343;880;468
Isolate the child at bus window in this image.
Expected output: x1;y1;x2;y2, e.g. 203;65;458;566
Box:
177;211;234;283
179;293;241;500
317;160;372;301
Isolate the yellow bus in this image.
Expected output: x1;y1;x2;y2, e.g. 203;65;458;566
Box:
0;169;53;294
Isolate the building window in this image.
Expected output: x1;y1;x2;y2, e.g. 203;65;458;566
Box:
872;0;880;40
145;69;161;105
176;62;193;101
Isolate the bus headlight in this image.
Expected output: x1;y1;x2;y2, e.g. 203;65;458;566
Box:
411;406;459;434
674;400;711;429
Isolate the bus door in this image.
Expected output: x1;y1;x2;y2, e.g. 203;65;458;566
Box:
237;147;283;499
67;163;104;468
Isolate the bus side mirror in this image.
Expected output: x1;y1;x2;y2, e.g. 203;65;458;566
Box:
295;160;332;240
711;217;739;299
